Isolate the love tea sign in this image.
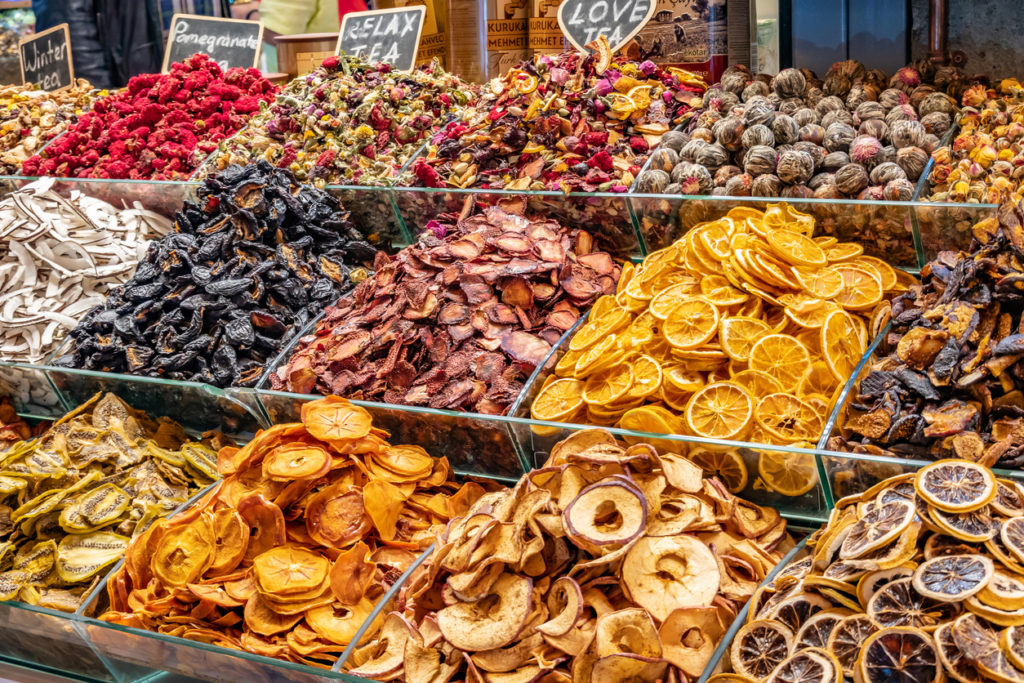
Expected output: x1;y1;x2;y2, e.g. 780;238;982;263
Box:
557;0;656;53
337;6;425;74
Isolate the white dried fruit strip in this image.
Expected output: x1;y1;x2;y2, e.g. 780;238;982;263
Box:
0;177;171;363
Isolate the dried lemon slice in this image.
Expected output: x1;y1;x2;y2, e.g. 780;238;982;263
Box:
755;393;823;443
827;613;879;678
934;622;983;683
1002;625;1024;671
794;609;853;650
980;570;1024;611
821;309;864;383
952;613;1024;682
763;591;832;633
731;619;794;680
912;554;994;602
767;647;841;683
867;577;960;630
685;382;754;440
916;460;997;513
840;500;915;559
833;265;883;310
857;627;940;683
531;378;584;421
663;298;720;349
688;447;748;493
720;316;773;362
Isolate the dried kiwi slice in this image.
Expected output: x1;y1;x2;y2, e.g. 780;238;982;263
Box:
60;483;130;531
56;531;129;583
181;443;219;481
0;570;27;601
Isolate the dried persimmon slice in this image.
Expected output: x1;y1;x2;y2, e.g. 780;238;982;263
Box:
150;517;216;587
300;397;372;442
253;546;329;595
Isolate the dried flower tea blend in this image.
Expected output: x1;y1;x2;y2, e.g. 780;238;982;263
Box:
53;162;378;387
272;199;618;414
22;55;278;180
0;80;95;175
99;397;493;667
0;392;225;612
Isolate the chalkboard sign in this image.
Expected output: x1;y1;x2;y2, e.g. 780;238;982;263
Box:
19;24;73;91
163;14;264;72
336;6;426;73
557;0;656;53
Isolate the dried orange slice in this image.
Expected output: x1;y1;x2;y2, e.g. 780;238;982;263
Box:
912;554;994;602
798;361;838;398
825;243;863;262
833;265;883;311
852;255;897;291
301;397;373;442
749;335;811;391
531;378;584;422
758;450;818;497
821;310;864;383
663;299;720;349
582;364;634;405
767;230;827;268
701;275;749;306
792;266;844;299
916;460;997;513
755;393;823;443
731;619;794;680
689;447;748;493
857;627;940;683
720;317;772;362
685;382;754;440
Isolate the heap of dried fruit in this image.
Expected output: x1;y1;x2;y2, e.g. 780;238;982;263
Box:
346;428;791;680
21;54;278;180
0;178;172;363
532;203;911;496
271;200;618;414
0;393;224;612
0;397;30;451
53;162;378;387
405;37;707;193
926;78;1024;205
202;55;473;186
636;60;960;203
99;397;492;667
832;204;1024;468
0;80;96;175
725;460;1024;683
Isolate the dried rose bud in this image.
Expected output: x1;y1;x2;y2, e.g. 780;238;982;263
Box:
850;135;884;168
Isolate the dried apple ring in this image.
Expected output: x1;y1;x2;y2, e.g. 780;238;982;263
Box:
563;480;648;550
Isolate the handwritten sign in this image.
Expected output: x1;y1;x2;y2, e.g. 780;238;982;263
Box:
336;6;426;73
163;14;263;72
19;24;73;91
557;0;656;53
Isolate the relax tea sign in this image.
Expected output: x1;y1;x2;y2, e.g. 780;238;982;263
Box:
557;0;657;53
337;6;426;74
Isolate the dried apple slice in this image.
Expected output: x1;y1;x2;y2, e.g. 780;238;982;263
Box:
536;577;583;637
253;546;330;596
151;517;216;587
621;536;721;622
55;531;129;584
563;480;648;550
348;613;414;679
437;573;533;652
301;397;373;442
595;608;662;659
589;653;668;682
262;442;332;481
660;606;728;677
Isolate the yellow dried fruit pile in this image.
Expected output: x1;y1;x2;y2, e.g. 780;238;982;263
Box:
98;397;490;669
531;202;914;497
724;460;1024;683
0;392;223;612
346;429;791;681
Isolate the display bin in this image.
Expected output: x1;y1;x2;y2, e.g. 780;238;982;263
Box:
3;175;201;220
390;185;646;261
0;361;65;419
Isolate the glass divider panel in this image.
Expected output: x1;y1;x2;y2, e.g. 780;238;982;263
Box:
0;605;118;682
0;361;68;418
914;200;999;264
696;537;811;683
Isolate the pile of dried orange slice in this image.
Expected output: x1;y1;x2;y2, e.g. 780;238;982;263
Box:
0;393;224;612
531;202;913;497
98;397;490;668
719;459;1024;683
345;429;792;681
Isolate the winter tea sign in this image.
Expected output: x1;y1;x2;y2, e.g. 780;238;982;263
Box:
19;24;73;91
557;0;657;53
337;6;426;73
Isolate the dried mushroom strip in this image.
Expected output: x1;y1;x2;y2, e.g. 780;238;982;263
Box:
346;428;791;680
0;392;225;612
0;178;172;363
202;55;475;187
0;80;96;175
927;78;1024;205
272;199;619;414
99;397;495;669
832;204;1024;470
53;162;378;387
405;37;707;193
724;460;1024;683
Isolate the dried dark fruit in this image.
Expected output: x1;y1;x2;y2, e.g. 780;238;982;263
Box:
53;162;378;387
272;203;618;414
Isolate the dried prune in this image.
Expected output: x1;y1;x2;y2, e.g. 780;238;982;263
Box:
271;202;619;414
54;162;378;387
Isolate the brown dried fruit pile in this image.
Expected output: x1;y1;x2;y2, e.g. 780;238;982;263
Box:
99;397;493;667
271;201;620;414
346;429;791;681
0;393;224;612
832;205;1024;470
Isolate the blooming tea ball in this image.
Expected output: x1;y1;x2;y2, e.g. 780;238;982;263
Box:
834;163;870;195
751;173;782;196
744;145;778;176
742;124;775;149
776;150;815;184
772;68;807;98
890;120;926;150
772;115;800;145
635;169;671;194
